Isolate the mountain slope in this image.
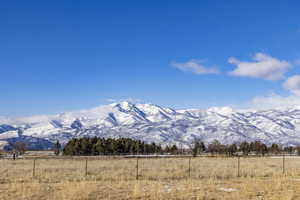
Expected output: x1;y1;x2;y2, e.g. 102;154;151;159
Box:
2;101;300;149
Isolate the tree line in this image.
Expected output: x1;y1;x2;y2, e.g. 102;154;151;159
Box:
62;137;300;157
194;140;300;156
62;137;166;156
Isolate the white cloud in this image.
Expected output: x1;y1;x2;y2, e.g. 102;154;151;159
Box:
228;53;291;80
248;93;300;110
283;75;300;96
123;97;142;103
104;98;142;103
105;98;117;103
246;74;300;109
171;59;219;74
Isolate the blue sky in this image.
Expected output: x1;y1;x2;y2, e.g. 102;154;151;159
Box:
1;0;300;117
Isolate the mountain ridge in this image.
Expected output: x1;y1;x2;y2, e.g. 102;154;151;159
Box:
2;101;300;149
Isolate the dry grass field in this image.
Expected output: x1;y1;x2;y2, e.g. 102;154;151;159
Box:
1;156;300;199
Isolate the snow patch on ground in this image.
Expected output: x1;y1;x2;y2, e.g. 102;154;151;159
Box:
218;187;238;192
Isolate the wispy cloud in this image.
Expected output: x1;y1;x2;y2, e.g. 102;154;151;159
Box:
104;98;117;103
228;53;291;81
245;73;300;110
248;93;300;110
171;59;220;75
283;75;300;96
104;98;142;103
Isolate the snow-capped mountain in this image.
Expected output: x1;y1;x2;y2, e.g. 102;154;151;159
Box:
2;101;300;149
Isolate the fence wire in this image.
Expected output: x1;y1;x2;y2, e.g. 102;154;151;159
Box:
1;156;300;183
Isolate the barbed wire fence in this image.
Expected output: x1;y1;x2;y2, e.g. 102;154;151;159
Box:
2;153;295;181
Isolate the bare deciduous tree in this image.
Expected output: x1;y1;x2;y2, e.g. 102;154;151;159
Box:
12;142;27;155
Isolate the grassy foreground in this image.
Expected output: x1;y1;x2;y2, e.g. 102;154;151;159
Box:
1;157;300;199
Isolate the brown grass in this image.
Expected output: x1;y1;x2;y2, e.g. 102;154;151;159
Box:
1;156;300;199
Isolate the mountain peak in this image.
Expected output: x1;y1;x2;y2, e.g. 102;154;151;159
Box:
2;102;300;149
111;101;135;111
207;106;234;115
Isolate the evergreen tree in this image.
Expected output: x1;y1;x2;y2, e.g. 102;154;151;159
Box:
227;143;237;156
284;146;294;155
260;143;268;156
63;137;163;156
239;141;250;156
54;140;61;156
191;140;205;157
269;143;281;154
170;144;178;154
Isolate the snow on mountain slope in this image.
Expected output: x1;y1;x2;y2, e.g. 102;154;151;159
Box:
2;101;300;149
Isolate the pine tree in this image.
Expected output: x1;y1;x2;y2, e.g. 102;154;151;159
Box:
54;140;61;156
269;143;281;154
62;137;163;156
170;144;178;154
227;143;237;156
239;141;250;156
284;146;294;155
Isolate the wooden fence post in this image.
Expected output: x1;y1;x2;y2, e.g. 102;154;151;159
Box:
136;157;139;180
32;159;36;178
188;157;191;178
283;153;285;174
85;159;88;176
237;156;240;177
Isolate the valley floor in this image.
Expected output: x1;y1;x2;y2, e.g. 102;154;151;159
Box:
0;157;300;199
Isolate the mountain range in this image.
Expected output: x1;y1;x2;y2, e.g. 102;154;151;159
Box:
1;101;300;150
